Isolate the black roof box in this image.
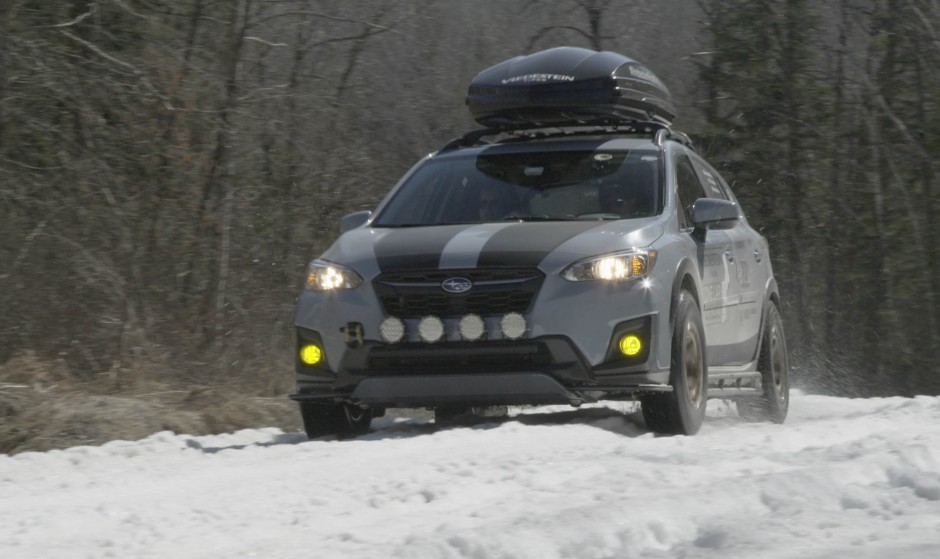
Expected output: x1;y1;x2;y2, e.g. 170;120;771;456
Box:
467;47;676;128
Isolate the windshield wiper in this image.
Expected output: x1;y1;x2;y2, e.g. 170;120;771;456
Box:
503;215;577;222
373;221;480;228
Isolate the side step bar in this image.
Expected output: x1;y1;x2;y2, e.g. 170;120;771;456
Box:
708;370;762;399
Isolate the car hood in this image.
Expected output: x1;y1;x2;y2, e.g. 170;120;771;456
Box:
322;219;665;279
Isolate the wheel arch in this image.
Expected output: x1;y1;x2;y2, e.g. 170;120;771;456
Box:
669;258;702;328
753;277;782;362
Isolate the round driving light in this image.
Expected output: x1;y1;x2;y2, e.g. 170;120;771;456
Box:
299;344;322;365
418;316;445;343
619;335;642;357
379;317;406;343
458;314;485;341
500;312;527;340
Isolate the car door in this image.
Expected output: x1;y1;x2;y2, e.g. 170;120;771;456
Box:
673;148;741;365
690;154;762;364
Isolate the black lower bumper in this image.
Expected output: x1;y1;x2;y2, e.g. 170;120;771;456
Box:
290;372;671;408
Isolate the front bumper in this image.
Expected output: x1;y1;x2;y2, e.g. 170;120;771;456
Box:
290;372;672;408
292;325;671;408
293;265;674;408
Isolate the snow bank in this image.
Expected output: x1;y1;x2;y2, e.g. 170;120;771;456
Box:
2;392;939;558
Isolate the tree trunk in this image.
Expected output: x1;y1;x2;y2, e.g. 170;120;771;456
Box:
824;0;850;388
781;0;812;366
192;0;251;349
0;2;10;151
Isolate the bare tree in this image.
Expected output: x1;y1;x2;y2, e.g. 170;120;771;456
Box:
524;0;617;51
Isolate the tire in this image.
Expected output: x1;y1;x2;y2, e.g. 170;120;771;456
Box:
738;301;789;423
642;289;708;435
300;402;373;439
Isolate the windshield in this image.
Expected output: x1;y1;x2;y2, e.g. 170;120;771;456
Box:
373;148;662;226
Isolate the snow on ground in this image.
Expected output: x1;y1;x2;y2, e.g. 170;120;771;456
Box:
2;391;940;559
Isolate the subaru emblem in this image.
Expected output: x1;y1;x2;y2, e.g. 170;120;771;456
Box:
442;277;473;294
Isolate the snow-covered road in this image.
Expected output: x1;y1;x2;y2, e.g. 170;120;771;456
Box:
2;391;940;558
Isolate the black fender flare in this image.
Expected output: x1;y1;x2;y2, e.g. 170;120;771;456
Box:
669;258;703;329
753;277;782;362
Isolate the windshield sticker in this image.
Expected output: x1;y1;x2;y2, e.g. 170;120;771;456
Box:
641;156;658;162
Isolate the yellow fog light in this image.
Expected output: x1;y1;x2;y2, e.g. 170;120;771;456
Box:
619;335;642;357
299;344;322;365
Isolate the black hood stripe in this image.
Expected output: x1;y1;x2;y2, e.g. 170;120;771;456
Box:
373;225;466;271
477;221;607;268
373;221;609;272
439;223;517;269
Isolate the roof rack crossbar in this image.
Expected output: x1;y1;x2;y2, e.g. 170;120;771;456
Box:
439;120;694;153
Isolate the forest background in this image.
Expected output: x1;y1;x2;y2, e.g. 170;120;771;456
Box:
2;0;938;452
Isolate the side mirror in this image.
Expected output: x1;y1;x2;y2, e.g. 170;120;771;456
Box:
340;210;372;233
691;198;740;241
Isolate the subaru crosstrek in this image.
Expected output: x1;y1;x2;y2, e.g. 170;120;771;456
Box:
290;47;790;437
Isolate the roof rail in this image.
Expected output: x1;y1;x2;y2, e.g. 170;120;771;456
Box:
654;128;694;150
438;128;497;152
439;120;692;153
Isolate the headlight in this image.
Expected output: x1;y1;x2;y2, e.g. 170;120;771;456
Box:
561;249;656;282
305;260;363;291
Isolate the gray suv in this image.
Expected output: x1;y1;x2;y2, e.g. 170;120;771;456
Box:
291;47;789;437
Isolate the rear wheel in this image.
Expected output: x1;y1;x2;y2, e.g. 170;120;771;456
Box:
642;289;708;435
738;301;789;423
300;402;373;439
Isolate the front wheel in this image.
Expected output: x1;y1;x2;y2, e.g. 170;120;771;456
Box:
300;402;374;439
738;301;789;423
642;289;708;435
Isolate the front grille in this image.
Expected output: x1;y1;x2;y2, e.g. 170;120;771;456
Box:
381;291;534;316
374;268;544;318
377;269;540;283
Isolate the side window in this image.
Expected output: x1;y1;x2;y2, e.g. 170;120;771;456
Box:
691;156;730;200
675;153;706;229
711;164;740;205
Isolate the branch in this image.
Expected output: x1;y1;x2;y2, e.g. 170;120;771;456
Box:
58;30;142;75
58;29;172;106
334;24;395;99
860;73;936;169
109;0;151;20
908;3;940;58
245;36;289;47
0;218;49;281
247;10;393;33
526;25;593;51
43;6;97;28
